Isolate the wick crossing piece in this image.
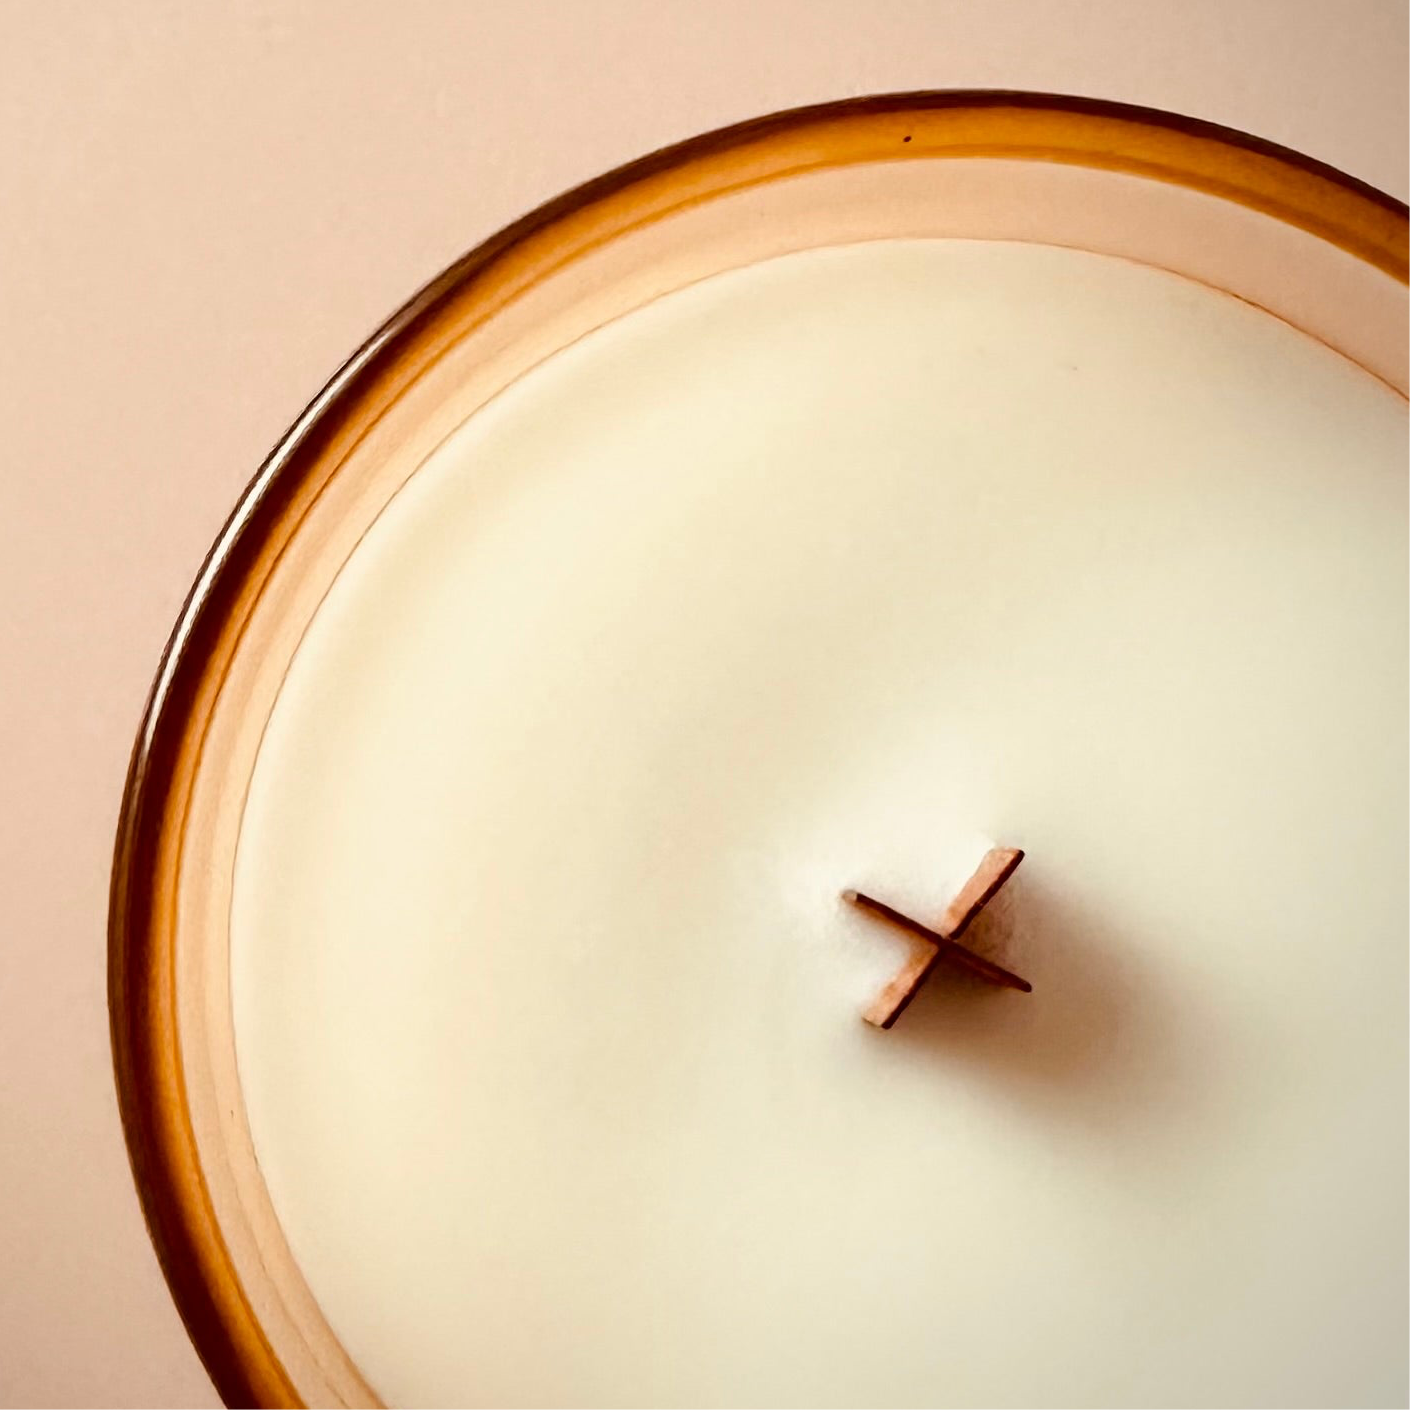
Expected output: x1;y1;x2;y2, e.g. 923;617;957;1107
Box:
844;847;1030;1028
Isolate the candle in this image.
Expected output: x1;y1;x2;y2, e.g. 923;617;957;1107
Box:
226;237;1406;1407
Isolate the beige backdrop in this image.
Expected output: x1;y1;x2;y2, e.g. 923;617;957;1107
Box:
0;3;1404;1406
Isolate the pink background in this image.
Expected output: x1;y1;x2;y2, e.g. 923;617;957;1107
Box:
0;3;1404;1405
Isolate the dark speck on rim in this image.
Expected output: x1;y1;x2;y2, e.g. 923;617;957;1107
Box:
903;134;912;143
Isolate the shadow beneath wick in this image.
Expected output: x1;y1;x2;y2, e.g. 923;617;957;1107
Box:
889;871;1187;1145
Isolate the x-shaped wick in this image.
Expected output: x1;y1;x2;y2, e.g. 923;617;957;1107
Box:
844;847;1031;1028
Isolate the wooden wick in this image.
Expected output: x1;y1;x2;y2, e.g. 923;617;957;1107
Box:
845;847;1030;1028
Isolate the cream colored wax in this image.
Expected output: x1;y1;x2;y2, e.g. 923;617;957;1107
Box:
231;240;1407;1408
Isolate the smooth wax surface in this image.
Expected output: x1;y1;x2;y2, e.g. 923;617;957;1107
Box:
232;240;1407;1407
